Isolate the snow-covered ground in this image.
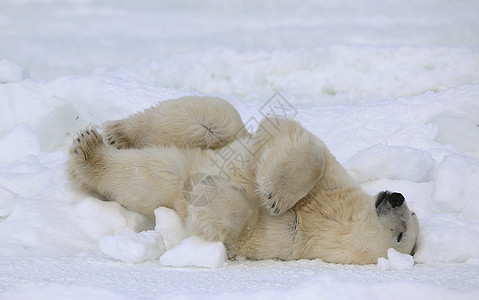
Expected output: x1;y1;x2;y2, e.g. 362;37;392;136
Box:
1;0;479;299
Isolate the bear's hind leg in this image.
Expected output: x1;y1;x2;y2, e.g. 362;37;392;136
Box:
71;128;104;160
67;128;107;193
103;96;248;150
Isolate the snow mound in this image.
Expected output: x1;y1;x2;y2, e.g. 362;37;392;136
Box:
414;214;479;263
0;71;186;153
155;207;186;250
431;154;479;222
99;207;227;267
160;236;227;268
99;230;166;263
0;123;41;167
110;46;479;104
153;208;227;268
428;103;479;156
377;248;414;271
98;207;184;263
72;196;154;240
0;59;29;83
0;187;20;218
346;144;436;183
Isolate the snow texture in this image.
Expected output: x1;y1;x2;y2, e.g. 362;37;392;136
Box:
0;59;29;84
99;230;166;264
160;236;227;268
154;207;186;250
1;0;479;299
377;248;414;271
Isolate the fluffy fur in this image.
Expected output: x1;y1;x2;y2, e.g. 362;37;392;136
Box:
67;129;258;244
67;97;419;264
103;96;248;150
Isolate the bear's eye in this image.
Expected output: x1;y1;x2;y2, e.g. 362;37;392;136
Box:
397;232;404;243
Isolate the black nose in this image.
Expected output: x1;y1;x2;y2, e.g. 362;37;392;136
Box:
389;192;405;208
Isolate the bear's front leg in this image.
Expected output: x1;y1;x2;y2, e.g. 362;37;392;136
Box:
254;117;326;215
103;120;133;150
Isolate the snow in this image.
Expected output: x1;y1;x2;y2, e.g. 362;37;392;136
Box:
0;124;41;167
345;144;436;183
154;207;186;250
1;0;479;298
98;208;227;268
414;214;479;264
431;154;479;222
99;230;165;264
377;248;414;271
0;59;29;84
160;236;227;269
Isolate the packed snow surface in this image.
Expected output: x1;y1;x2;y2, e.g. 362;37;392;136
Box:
1;0;479;299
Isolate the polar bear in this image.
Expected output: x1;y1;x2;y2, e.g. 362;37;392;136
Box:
67;97;419;264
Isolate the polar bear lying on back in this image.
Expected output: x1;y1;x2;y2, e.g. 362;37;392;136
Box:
67;96;419;264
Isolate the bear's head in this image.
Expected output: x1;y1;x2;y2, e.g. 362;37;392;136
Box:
341;189;419;264
373;190;419;256
299;188;419;264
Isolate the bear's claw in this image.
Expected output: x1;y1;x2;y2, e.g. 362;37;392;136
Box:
103;121;132;150
260;192;287;216
70;128;104;161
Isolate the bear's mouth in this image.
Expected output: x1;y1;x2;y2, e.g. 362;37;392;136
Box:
397;231;404;243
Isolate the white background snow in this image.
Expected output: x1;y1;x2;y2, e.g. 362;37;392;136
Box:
1;0;479;299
